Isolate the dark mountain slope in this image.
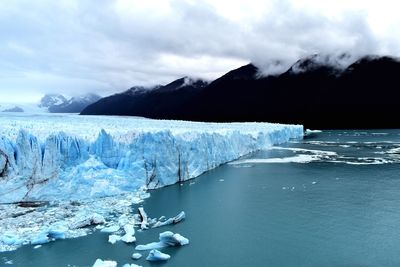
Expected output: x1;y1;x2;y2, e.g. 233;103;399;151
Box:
82;55;400;129
81;77;208;117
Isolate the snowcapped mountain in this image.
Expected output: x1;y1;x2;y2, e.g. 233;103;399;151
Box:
39;94;68;108
39;93;101;113
83;55;400;129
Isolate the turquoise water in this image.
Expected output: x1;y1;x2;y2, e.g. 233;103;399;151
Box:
3;130;400;266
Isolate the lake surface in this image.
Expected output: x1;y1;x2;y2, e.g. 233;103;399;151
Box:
3;130;400;267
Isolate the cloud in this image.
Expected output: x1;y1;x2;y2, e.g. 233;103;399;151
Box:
0;0;399;102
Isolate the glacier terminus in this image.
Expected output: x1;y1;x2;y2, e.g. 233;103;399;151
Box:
0;113;303;251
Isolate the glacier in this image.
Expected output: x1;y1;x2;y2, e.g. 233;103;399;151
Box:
0;113;302;252
0;114;303;202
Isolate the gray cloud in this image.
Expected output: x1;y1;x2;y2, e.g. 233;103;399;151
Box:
0;0;399;102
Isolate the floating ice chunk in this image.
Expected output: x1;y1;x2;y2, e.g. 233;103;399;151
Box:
124;224;135;236
146;249;170;261
122;264;142;267
135;231;189;250
92;259;117;267
120;224;136;243
135;242;165;251
152;211;185;228
4;259;13;264
101;225;120;233
312;181;317;185
33;245;42;249
71;213;105;229
219;179;225;182
138;207;148;230
121;234;136;243
159;231;189;246
132;253;142;260
108;235;121;244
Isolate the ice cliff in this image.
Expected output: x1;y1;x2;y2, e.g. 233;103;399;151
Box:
0;114;303;202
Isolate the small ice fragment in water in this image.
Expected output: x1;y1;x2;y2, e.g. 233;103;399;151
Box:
33;245;42;249
138;207;148;230
5;260;13;265
92;259;117;267
219;179;225;182
159;231;189;246
282;187;287;190
152;211;185;228
132;253;142;260
122;264;142;267
135;231;189;250
121;224;136;243
312;181;317;185
146;249;170;261
108;235;121;244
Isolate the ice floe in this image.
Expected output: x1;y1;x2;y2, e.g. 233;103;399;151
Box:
146;249;171;261
132;253;142;260
136;231;189;250
92;259;117;267
152;211;185;228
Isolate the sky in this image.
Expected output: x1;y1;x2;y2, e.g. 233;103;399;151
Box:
0;0;400;103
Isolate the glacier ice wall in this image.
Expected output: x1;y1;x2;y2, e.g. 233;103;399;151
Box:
0;114;303;202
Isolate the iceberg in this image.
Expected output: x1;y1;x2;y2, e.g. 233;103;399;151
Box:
92;259;117;267
121;224;136;243
159;231;189;246
132;253;142;260
135;231;189;250
0;114;303;202
152;211;185;228
108;235;121;244
146;249;170;261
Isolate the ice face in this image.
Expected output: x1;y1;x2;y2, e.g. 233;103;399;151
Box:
0;114;303;202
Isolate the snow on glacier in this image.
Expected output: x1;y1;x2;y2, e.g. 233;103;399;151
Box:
0;113;303;251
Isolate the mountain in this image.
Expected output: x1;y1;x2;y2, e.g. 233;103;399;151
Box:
81;77;208;117
40;93;101;113
2;106;24;112
39;94;68;108
81;55;400;129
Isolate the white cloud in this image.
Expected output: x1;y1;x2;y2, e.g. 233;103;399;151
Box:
0;0;400;102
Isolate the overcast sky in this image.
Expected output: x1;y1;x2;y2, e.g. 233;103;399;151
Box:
1;0;400;103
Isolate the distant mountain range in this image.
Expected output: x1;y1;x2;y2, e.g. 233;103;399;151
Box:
1;93;101;114
81;55;400;129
